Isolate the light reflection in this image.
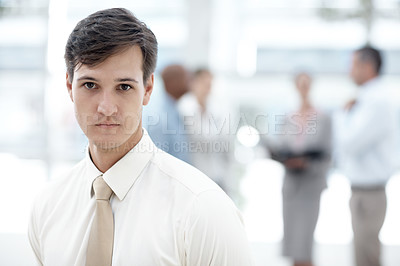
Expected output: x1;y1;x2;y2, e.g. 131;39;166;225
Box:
236;125;260;148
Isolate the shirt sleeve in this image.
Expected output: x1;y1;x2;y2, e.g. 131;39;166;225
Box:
28;201;44;266
183;190;254;266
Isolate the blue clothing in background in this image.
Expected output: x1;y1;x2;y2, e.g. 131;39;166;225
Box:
143;90;191;164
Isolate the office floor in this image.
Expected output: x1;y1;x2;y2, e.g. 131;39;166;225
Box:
251;241;400;266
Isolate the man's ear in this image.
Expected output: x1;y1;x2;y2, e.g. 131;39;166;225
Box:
66;72;74;102
143;74;154;106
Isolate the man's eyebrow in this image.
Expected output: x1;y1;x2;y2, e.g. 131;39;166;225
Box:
77;76;98;82
115;78;139;83
76;76;139;83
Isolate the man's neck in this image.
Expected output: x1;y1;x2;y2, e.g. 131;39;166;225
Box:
360;74;379;87
89;129;143;173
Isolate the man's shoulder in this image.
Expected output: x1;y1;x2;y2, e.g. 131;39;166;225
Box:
149;149;241;225
150;149;222;196
32;159;86;214
362;79;391;103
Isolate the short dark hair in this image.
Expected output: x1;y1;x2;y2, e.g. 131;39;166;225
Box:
65;8;158;83
355;46;382;74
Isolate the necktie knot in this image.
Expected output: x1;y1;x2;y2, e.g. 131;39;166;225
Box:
93;177;113;200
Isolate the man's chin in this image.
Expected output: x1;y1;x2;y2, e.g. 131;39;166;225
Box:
91;140;122;151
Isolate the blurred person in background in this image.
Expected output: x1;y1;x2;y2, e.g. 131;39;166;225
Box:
179;68;232;193
264;72;332;266
334;46;399;266
145;64;191;163
28;8;253;266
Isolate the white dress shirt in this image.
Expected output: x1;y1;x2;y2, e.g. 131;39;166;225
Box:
28;130;253;266
334;78;399;186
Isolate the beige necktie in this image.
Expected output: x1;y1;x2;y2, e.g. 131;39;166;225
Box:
86;176;114;266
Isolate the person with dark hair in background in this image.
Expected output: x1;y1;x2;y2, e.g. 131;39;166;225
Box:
334;46;398;266
265;72;332;266
28;8;253;266
144;64;192;163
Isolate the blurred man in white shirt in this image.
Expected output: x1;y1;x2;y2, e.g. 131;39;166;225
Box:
334;46;398;266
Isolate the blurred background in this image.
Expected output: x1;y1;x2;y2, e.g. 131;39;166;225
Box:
1;0;400;265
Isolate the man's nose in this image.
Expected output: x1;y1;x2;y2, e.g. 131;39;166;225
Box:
97;90;117;116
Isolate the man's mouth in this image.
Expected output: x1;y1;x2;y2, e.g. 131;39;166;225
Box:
95;123;120;128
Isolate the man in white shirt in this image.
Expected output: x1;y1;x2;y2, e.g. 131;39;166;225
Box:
28;8;253;266
334;46;398;266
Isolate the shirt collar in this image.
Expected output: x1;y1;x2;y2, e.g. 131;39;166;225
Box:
85;129;155;201
358;77;380;97
85;151;103;198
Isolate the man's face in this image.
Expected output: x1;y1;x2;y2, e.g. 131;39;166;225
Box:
66;46;153;151
350;52;367;86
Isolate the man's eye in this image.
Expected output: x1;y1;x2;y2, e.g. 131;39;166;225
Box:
119;84;132;91
84;82;96;89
